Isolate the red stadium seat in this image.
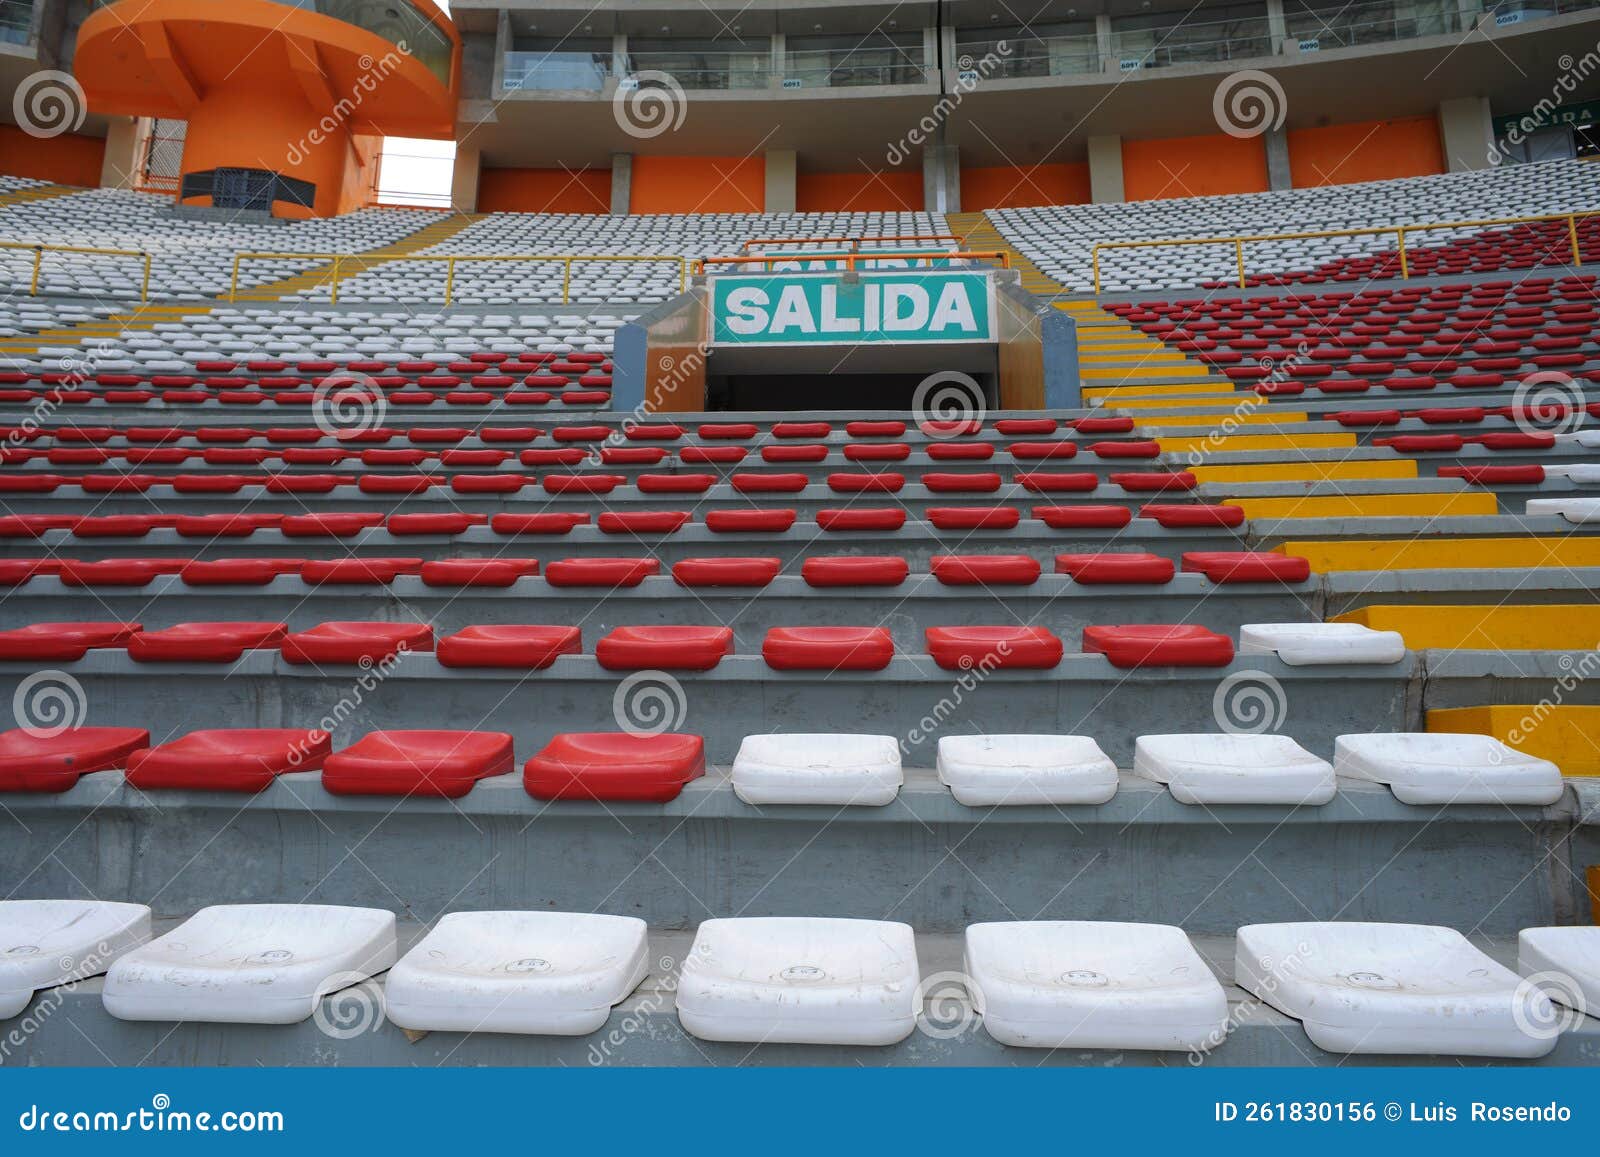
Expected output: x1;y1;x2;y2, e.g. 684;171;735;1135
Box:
1438;465;1546;485
921;471;1001;493
672;557;783;587
844;443;910;462
828;471;904;493
1008;441;1079;460
1055;552;1176;584
1090;440;1162;459
705;508;796;533
697;423;758;439
762;627;894;671
0;727;150;792
280;512;384;537
637;473;715;494
845;420;906;437
491;513;590;535
543;557;660;587
386;513;488;536
995;418;1058;435
0;622;142;661
1032;505;1132;529
125;729;329;792
927;506;1020;530
1139;504;1246;528
1082;624;1234;668
926;442;993;461
180;559;304;586
1112;472;1197;493
815;508;906;531
127;622;287;662
281;622;433;665
596;626;733;671
436;625;581;669
173;514;282;537
419;560;540;587
925;626;1064;670
764;443;828;463
300;558;423;585
802;556;909;587
598;511;692;535
680;445;747;465
1015;472;1098;493
523;732;705;802
772;421;831;438
322;731;515;798
544;473;625;495
732;472;808;493
930;554;1042;585
1180;552;1312;583
59;560;185;588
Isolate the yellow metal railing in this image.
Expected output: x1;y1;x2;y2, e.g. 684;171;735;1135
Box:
229;252;687;305
1089;211;1600;294
2;241;152;302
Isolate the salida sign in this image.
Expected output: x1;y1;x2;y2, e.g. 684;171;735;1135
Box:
708;270;995;346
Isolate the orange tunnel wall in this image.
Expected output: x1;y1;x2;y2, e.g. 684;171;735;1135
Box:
478;168;611;213
1288;116;1446;187
1123;134;1269;201
962;163;1090;209
0;127;106;187
795;170;924;212
630;156;765;214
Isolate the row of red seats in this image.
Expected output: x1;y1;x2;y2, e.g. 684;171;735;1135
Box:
0;350;606;382
0;502;1241;543
1321;403;1600;428
0;549;1297;590
0;725;704;801
0;620;1240;672
1114;275;1596;318
0;387;613;407
0;469;1203;496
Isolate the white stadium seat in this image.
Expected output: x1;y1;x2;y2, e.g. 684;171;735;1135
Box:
936;734;1118;805
731;733;903;806
0;900;151;1019
1134;734;1336;805
1333;733;1563;805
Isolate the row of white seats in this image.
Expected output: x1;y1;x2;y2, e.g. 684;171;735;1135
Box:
736;732;1563;807
4;901;1594;1055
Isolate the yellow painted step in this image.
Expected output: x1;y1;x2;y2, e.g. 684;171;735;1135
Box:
1086;383;1235;400
1334;605;1600;651
1278;536;1600;572
1082;364;1215;381
1162;432;1357;454
1428;705;1600;775
1142;411;1304;427
1193;460;1418;483
1228;492;1498;520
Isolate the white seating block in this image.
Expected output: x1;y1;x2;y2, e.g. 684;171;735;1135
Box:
1518;927;1600;1022
0;900;151;1019
732;733;902;806
1239;623;1406;666
1134;734;1336;804
1334;733;1563;805
937;735;1117;805
1525;497;1600;524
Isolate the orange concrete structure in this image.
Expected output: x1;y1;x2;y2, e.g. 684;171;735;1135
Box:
73;0;458;217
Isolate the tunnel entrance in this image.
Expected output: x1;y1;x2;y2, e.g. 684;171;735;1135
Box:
709;370;997;413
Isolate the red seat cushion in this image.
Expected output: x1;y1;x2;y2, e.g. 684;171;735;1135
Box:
828;472;904;493
927;506;1020;530
697;423;758;440
125;729;329;792
127;622;287;662
1082;624;1234;668
596;625;733;671
436;625;580;669
1438;464;1546;485
1112;472;1197;493
815;508;906;532
845;420;906;437
523;732;705;802
1015;472;1099;493
70;514;165;538
995;418;1058;435
281;622;433;665
544;473;624;495
1055;552;1175;584
1139;504;1246;528
732;472;808;493
637;473;715;494
1074;417;1135;435
322;730;514;798
1473;431;1556;451
764;443;828;463
672;557;782;587
926;442;994;461
1090;440;1161;459
543;558;660;587
58;560;184;588
801;556;909;587
491;513;589;535
0;727;151;792
704;508;796;533
597;511;691;535
179;559;304;586
1032;505;1132;529
386;513;488;536
601;446;666;466
772;421;831;438
921;471;1001;493
1181;552;1311;583
452;473;527;494
762;627;893;672
301;558;423;585
551;424;611;442
280;513;384;538
679;445;747;465
0;621;141;661
173;514;282;538
360;474;437;495
419;559;540;587
624;423;683;441
521;448;588;466
930;554;1041;585
1008;441;1079;460
844;443;910;462
925;626;1063;671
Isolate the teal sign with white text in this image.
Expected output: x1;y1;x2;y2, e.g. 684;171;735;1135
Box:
708;270;995;346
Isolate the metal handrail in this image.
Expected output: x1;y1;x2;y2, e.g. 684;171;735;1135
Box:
695;249;1010;275
1089;211;1600;293
229;252;687;305
1;241;152;302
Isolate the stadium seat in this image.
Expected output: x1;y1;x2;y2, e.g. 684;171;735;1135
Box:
965;922;1227;1051
322;731;515;797
930;554;1041;585
595;626;733;671
1033;505;1132;529
926;506;1021;530
1235;923;1554;1057
926;626;1064;670
1133;734;1336;804
127;622;287;662
1238;623;1406;665
543;558;660;587
0;901;151;1019
1180;553;1309;583
0;726;151;792
419;560;541;587
671;557;782;587
801;556;909;587
492;513;590;535
1082;625;1234;668
1055;553;1175;584
103;905;397;1025
815;508;905;531
732;733;902;806
125;729;330;792
1518;929;1600;1024
762;627;894;671
436;626;581;669
522;732;705;802
384;912;649;1035
1332;733;1562;805
705;509;796;533
936;735;1117;805
677;918;918;1045
181;559;305;586
0;622;142;661
280;622;433;665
